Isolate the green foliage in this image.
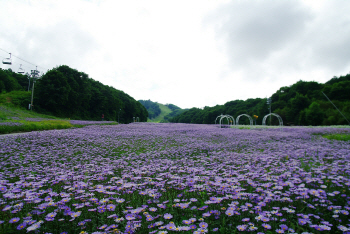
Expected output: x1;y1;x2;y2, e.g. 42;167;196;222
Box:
32;65;148;123
0;66;148;123
171;73;350;126
0;68;22;92
305;102;324;126
0;91;31;108
165;103;181;111
138;99;161;118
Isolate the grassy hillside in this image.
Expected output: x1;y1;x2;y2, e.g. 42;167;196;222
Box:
150;103;172;122
0;92;117;134
139;100;187;123
0;95;60;120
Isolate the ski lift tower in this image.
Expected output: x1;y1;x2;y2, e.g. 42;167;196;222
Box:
29;67;40;110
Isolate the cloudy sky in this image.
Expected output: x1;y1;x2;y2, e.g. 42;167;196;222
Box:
1;0;350;109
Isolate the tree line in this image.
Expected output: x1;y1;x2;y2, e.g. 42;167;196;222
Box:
0;65;148;123
170;74;350;126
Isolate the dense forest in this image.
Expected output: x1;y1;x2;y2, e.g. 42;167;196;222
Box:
170;74;350;126
0;66;148;123
138;100;161;119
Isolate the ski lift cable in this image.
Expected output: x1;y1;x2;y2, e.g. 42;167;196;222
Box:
322;92;350;125
0;48;48;71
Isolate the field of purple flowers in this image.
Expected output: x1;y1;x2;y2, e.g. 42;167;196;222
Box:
0;123;349;234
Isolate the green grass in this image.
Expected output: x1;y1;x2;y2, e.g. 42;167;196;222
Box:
0;104;60;120
322;133;350;141
148;103;172;123
0;119;74;134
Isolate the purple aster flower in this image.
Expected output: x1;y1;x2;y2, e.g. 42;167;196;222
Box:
202;212;211;217
276;229;285;233
199;222;208;228
107;204;116;211
99;224;108;229
182;220;191;224
78;221;86;226
9;217;20;223
166;223;176;231
189;224;197;229
125;213;136;221
17;222;27;230
115;198;125;203
237;225;247;231
70;211;82;218
157;204;166;209
298;218;308;225
280;224;288;230
106;224;118;230
225;209;234;216
262;223;271;229
46;212;57;218
164;213;173;219
155;221;164;226
0;186;7;192
3;205;11;211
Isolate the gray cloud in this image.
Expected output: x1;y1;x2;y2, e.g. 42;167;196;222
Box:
2;19;98;72
207;1;313;67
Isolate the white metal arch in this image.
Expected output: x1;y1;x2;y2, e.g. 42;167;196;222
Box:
219;114;235;127
262;113;283;126
215;114;224;125
236;114;253;125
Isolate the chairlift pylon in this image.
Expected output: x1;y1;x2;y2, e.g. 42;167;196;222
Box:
2;53;12;65
18;64;25;74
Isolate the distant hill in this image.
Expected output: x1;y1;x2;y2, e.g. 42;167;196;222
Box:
0;66;148;123
138;100;187;122
170;73;350;126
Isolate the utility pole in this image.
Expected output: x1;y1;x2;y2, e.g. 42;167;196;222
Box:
30;67;40;111
267;97;272;125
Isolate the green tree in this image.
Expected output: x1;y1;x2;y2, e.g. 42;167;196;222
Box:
35;69;71;116
305;102;324;126
286;93;310;124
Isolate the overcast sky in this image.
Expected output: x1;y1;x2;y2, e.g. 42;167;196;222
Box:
1;0;350;109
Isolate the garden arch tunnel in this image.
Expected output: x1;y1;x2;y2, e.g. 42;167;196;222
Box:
262;113;283;126
215;114;235;127
236;114;253;125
